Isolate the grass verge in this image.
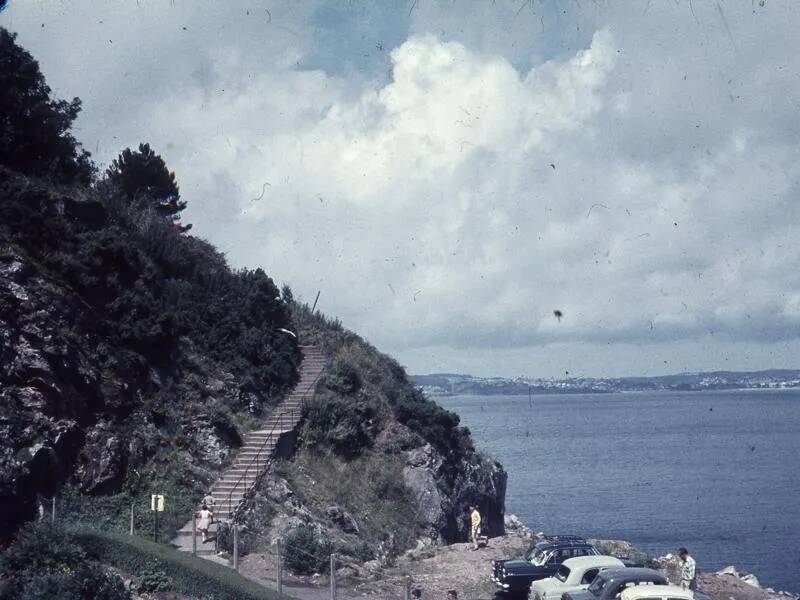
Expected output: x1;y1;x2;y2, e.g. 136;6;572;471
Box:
72;528;292;600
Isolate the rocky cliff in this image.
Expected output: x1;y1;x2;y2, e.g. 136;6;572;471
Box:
0;27;505;553
224;308;506;556
0;167;300;537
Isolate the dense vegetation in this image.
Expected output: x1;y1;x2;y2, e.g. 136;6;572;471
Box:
0;26;298;538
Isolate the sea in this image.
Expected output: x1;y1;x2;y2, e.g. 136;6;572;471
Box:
437;389;800;592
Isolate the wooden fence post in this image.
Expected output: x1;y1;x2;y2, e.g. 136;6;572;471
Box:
233;524;239;571
330;553;336;599
277;538;283;596
192;512;197;556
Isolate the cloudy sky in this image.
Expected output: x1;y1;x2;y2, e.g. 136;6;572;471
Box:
4;1;800;378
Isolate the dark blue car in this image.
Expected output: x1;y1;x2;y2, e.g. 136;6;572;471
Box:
492;536;600;593
562;568;667;600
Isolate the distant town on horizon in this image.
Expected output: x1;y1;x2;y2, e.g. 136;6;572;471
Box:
412;369;800;396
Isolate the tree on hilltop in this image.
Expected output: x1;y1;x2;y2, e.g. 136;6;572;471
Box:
105;143;191;232
0;27;95;184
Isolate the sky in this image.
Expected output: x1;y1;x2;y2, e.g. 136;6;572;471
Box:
4;0;800;379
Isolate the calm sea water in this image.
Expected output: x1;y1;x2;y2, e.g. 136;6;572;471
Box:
437;390;800;591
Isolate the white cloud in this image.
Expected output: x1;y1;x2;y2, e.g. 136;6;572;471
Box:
6;1;800;377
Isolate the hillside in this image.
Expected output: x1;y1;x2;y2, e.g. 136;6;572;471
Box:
0;26;505;596
414;369;800;396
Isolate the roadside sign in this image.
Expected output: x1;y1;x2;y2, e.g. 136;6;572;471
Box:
150;494;165;512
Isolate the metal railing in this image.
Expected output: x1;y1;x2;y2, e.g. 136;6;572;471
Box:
225;354;328;520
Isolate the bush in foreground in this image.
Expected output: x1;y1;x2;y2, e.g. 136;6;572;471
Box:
284;524;332;575
0;524;130;600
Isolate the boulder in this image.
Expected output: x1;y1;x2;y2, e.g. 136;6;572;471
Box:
326;504;359;534
505;514;532;536
741;574;761;588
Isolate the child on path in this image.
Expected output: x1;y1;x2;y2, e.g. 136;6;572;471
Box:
197;503;214;543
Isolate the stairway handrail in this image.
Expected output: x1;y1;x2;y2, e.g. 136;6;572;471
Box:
225;352;329;519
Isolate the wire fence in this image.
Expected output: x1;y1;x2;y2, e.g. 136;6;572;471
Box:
32;491;427;600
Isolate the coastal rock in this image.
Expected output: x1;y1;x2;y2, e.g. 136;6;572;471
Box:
742;574;761;588
505;514;532;536
403;445;447;540
444;455;507;542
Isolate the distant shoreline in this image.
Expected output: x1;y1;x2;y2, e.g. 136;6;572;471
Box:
413;369;800;397
422;386;800;398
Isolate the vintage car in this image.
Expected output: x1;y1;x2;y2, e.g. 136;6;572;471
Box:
492;536;600;593
563;568;668;600
531;555;626;600
620;584;712;600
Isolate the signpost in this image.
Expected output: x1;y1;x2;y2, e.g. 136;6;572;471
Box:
151;494;165;542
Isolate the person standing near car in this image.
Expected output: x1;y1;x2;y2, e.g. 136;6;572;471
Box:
469;505;482;550
677;547;697;590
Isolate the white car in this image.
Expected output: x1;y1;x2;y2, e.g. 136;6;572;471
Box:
620;584;698;600
532;555;626;600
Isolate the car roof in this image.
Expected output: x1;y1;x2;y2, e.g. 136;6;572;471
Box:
621;585;692;600
535;539;592;551
598;568;668;584
562;555;625;570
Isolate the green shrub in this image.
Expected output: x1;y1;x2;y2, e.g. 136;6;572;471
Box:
0;523;87;598
302;394;375;456
336;539;376;563
73;528;281;599
18;565;131;600
136;569;171;593
284;525;332;575
0;524;130;600
324;359;361;395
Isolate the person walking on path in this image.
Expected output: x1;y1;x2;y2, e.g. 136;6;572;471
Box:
197;503;214;543
677;547;697;590
469;505;482;550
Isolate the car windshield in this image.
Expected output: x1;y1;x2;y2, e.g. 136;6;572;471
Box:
588;574;608;596
555;565;571;582
527;547;547;564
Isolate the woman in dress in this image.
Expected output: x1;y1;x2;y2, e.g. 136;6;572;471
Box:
197;503;214;543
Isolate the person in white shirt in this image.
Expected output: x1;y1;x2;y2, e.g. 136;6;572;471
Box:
678;547;697;590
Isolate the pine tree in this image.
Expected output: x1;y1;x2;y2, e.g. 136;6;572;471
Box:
105;143;191;232
0;28;94;184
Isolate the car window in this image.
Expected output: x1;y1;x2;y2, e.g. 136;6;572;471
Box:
556;565;571;582
546;552;559;565
588;574;608;596
581;568;599;585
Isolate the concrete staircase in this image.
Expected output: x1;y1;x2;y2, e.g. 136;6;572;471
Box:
171;345;327;554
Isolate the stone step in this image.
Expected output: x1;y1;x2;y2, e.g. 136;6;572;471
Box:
176;348;324;537
211;493;244;501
